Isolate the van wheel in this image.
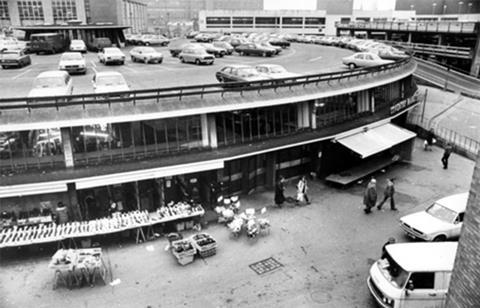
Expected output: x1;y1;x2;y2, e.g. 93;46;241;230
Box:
433;235;446;242
348;63;356;70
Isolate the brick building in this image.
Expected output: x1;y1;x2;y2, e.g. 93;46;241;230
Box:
446;152;480;307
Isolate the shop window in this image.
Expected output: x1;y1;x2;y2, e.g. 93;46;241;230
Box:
0;1;9;20
52;0;77;22
232;17;253;25
17;1;44;21
206;17;230;24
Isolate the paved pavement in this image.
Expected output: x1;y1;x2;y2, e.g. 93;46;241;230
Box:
0;139;475;308
0;41;352;98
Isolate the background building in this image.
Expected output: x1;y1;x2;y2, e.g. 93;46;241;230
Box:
396;0;480;16
88;0;147;33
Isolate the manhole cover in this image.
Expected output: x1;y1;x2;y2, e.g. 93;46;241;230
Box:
249;257;283;275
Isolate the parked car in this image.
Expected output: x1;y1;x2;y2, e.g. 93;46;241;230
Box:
88;37;112;52
125;33;143;45
372;46;410;60
129;46;163;63
268;38;290;48
0;49;31;69
215;65;268;83
0;133;20;159
199;43;226;57
30;33;66;54
28;70;73;98
342;52;394;69
212;41;234;55
368;242;457;308
58;52;87;74
0;38;29;53
69;39;87;53
139;34;170;46
186;31;200;39
254;64;299;79
258;41;281;55
169;42;190;57
178;46;214;65
194;33;214;43
235;43;276;57
399;192;468;242
98;47;125;65
92;71;130;94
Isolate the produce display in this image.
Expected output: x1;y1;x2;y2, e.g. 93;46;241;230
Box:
170;239;196;266
0;205;204;248
191;233;217;258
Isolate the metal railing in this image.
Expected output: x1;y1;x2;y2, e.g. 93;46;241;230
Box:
407;113;480;160
336;21;478;34
0;57;414;112
381;40;472;59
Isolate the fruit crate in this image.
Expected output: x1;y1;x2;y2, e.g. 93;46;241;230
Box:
170;239;196;266
191;233;217;258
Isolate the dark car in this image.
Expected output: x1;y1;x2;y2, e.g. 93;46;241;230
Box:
0;49;31;69
200;43;226;57
194;33;214;43
0;133;20;159
235;43;276;57
169;43;192;57
268;38;290;48
88;37;113;52
30;33;66;54
215;65;269;83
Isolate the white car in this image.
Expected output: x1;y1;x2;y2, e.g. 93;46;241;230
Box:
28;70;73;98
178;46;214;65
129;46;163;64
255;64;299;79
92;71;130;94
399;192;468;241
139;34;169;46
58;52;86;74
342;52;394;69
69;39;87;53
98;47;125;65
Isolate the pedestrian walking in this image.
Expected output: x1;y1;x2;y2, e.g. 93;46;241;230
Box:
377;178;397;211
363;178;377;214
295;176;311;205
424;128;435;151
441;143;453;169
274;176;286;208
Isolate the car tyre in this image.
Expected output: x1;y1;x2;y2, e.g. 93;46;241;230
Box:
348;63;356;70
145;42;150;46
158;59;163;64
180;57;185;63
195;59;200;65
131;56;135;62
120;61;125;65
144;58;148;64
433;235;446;242
262;52;267;57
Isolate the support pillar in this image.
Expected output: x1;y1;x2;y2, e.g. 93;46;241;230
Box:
311;101;317;130
470;31;480;77
60;127;74;168
438;34;443;45
297;101;310;128
67;183;82;221
201;114;209;147
407;32;412;43
208;114;218;149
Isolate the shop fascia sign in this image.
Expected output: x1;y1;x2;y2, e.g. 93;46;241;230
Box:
390;96;416;115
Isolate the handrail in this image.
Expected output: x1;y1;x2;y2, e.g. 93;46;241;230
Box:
0;57;414;111
335;21;478;33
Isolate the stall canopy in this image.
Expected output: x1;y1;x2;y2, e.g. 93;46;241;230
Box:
335;123;416;159
0;182;68;198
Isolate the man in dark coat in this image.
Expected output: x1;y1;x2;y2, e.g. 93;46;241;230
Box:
377;178;397;211
274;176;286;208
363;178;377;214
441;143;453;169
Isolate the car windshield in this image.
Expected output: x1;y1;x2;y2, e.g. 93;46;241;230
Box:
104;48;121;54
378;254;410;289
237;68;258;77
71;40;83;45
267;66;286;74
1;51;20;59
141;47;157;54
61;53;82;61
34;77;65;88
426;203;457;223
96;75;126;87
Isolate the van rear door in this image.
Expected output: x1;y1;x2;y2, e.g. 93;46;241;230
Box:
403;272;444;308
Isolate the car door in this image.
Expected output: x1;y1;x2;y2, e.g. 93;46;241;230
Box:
402;272;442;308
364;54;376;67
135;49;142;60
222;67;233;82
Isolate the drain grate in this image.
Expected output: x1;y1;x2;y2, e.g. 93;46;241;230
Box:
249;257;283;275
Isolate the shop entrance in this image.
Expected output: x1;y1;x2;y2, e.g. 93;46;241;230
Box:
224;154;268;196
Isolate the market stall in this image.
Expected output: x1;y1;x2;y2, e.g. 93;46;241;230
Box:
0;202;205;249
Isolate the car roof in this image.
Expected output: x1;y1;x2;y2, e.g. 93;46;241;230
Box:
223;64;254;69
386;242;457;272
37;70;69;78
95;71;123;77
435;192;469;212
62;52;81;56
256;64;281;68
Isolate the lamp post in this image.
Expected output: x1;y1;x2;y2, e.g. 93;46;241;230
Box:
410;4;414;11
432;3;437;14
458;1;464;14
443;4;447;14
468;2;472;13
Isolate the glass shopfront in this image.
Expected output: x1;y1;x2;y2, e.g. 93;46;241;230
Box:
216;104;298;146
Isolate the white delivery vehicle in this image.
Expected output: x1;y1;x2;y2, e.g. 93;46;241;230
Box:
367;241;457;308
400;192;468;241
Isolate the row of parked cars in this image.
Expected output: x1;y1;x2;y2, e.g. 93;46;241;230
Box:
125;34;170;46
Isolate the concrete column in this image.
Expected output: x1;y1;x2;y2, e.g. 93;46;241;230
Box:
43;0;54;24
201;114;209;147
311;101;317;130
470;31;480;77
438;34;443;45
67;182;82;221
357;90;370;113
407;32;412;43
446;153;480;307
60;127;74;168
208;114;218;149
8;0;21;26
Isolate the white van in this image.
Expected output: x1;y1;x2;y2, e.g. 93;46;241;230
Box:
368;242;457;308
400;192;468;241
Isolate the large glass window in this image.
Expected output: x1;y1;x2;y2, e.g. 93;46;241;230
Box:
282;17;303;25
216;105;298;146
17;1;44;21
305;17;325;25
206;17;230;24
0;1;9;20
52;0;77;21
232;17;253;25
315;93;360;127
255;17;278;24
